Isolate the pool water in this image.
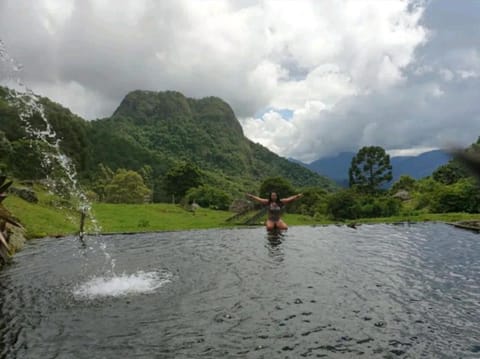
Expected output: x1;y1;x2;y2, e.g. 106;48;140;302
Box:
1;223;479;358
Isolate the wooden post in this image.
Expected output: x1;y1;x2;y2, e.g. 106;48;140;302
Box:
79;210;86;242
0;230;10;263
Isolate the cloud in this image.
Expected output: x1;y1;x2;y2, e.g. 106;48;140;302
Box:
1;0;479;162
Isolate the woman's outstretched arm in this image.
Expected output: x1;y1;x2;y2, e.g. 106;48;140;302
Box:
281;193;303;204
246;193;269;205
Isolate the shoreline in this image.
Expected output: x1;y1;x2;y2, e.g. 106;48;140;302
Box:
35;219;480;240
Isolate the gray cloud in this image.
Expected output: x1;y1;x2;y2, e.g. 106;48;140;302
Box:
1;0;479;162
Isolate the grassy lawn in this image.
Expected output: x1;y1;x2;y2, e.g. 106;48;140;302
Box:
3;195;79;238
92;203;234;233
4;189;480;239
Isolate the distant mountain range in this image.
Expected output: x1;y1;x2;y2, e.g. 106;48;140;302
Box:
299;150;451;187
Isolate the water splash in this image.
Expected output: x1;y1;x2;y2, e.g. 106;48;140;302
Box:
73;271;172;300
0;39;100;236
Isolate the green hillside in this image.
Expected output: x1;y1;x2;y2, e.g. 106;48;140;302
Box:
0;87;336;200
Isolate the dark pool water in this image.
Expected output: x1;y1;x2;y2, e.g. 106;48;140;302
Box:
1;223;480;358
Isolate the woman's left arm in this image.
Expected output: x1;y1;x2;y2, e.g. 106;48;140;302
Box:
281;193;303;204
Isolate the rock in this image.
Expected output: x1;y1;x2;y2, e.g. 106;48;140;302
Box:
392;190;411;201
191;201;200;211
8;225;26;253
8;187;38;203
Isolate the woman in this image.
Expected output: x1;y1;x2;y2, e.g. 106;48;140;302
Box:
246;191;303;231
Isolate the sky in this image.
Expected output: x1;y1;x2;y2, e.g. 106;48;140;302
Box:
0;0;479;163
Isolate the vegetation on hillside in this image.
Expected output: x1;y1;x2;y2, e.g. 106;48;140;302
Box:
1;85;480;238
0;87;336;206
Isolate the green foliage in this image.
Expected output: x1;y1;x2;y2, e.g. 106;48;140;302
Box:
0;130;12;156
349;146;392;193
327;190;360;220
104;169;151;204
358;196;401;218
164;161;202;199
0;86;336;199
430;178;480;213
294;187;328;216
391;175;416;193
185;185;232;210
414;177;444;210
0;130;12;172
432;160;469;185
91;163;114;201
258;176;296;198
326;189;401;220
8;140;48;179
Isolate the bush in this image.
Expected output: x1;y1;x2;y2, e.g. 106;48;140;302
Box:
430;179;480;213
327;190;361;220
104;169;151;204
185;185;232;210
391;175;416;193
327;190;401;220
294;187;328;216
259;176;296;198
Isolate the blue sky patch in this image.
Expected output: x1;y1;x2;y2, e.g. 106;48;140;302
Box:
254;107;294;120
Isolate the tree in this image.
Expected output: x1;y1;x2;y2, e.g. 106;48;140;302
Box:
139;165;154;202
0;131;12;173
164;161;202;201
258;176;296;198
391;175;416;193
430;178;480;213
326;190;360;220
432;160;469;185
104;169;151;203
349;146;392;193
91;163;114;201
8;139;48;180
185;185;232;210
294;187;328;216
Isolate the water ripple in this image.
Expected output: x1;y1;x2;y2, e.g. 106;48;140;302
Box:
1;224;480;358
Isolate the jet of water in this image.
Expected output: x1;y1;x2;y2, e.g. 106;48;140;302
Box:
0;39;101;237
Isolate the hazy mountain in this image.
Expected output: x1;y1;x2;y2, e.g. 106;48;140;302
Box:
302;150;451;187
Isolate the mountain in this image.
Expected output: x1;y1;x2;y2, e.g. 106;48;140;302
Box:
306;152;355;186
391;150;451;181
93;90;336;188
304;150;451;187
0;87;336;197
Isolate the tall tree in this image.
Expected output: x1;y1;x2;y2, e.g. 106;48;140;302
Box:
258;176;295;198
432;160;469;185
91;163;114;201
164;161;202;201
349;146;392;193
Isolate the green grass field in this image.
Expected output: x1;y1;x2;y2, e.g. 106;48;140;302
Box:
3;190;480;239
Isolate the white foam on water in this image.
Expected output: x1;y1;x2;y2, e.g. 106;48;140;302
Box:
73;271;172;300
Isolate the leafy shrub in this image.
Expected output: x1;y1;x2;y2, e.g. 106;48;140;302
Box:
391;175;416;193
327;190;361;220
186;185;232;210
327;190;401;220
430;179;480;213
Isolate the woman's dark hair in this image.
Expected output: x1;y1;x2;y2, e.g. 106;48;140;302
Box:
268;192;281;204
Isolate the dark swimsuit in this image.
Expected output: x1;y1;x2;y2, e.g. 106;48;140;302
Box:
267;201;283;222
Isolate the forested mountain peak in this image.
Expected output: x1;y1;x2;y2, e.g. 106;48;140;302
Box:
112;90;244;136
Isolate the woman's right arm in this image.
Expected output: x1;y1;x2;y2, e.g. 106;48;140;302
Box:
246;193;268;205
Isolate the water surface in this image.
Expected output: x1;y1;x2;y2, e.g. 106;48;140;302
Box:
1;223;480;358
